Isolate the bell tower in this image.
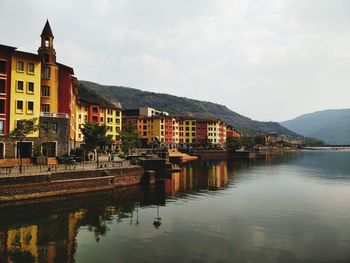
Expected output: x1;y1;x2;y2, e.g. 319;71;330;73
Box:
38;19;56;64
38;19;59;114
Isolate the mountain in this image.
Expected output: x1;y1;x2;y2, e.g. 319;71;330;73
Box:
281;109;350;145
78;80;298;137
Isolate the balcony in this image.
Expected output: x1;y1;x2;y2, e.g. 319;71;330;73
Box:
40;112;69;118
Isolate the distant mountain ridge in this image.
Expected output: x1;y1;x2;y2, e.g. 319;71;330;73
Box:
78;80;299;137
281;109;350;145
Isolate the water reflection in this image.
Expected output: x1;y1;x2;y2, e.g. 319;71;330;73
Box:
1;151;350;263
0;186;165;263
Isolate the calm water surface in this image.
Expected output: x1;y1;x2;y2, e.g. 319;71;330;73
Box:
1;151;350;263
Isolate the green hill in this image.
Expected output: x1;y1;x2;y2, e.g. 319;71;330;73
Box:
78;80;298;136
281;109;350;145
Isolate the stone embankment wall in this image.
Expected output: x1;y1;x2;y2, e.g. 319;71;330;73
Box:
0;167;149;202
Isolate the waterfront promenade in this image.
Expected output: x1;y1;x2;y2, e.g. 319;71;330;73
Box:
0;155;133;178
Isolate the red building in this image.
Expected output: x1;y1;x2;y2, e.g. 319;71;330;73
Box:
196;120;208;144
57;63;75;114
226;127;241;139
0;45;16;137
219;122;226;146
89;104;102;124
164;118;173;144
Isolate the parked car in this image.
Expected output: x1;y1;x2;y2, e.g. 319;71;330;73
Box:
57;156;76;164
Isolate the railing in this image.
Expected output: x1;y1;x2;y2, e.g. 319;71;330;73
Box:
0;160;131;177
40;112;69;118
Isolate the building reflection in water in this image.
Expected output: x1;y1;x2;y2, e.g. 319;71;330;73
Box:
0;156;298;262
164;160;229;196
0;185;166;263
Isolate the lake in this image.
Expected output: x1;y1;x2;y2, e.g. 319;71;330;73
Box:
1;151;350;263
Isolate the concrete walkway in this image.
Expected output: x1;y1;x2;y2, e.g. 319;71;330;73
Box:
0;156;133;178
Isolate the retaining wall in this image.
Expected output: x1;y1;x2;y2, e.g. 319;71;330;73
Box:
0;166;148;202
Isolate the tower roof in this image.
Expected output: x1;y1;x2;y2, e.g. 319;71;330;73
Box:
41;20;54;38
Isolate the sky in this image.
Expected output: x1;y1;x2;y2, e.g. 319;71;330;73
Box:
1;0;349;122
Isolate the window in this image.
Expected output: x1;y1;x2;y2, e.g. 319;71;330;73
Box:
42;66;50;79
27;101;34;112
0;99;5;114
17;80;24;92
0;142;4;158
28;63;35;74
0;60;6;74
0;120;4;135
27;82;34;93
92;107;98;114
43;54;49;63
92;116;98;123
116;119;120;123
51;123;58;133
0;79;5;94
186;132;189;137
16;100;23;112
42;86;50;97
42;142;56;157
41;104;50;113
116;111;120;116
16;141;33;158
17;61;24;71
100;117;104;123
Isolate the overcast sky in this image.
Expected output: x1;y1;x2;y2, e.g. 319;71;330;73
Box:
1;0;349;121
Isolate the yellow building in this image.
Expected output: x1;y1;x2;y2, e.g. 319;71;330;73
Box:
9;51;41;138
178;118;196;144
76;104;89;143
75;103;122;146
207;120;220;145
105;107;122;142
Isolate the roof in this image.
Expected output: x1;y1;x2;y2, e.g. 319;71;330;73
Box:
13;50;41;60
57;62;74;75
0;44;17;52
41;20;54;38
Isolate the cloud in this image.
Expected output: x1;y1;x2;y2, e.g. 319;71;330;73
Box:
1;0;350;121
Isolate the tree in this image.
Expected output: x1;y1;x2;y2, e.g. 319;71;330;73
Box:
8;118;38;173
38;121;57;157
254;135;266;145
226;137;242;152
120;122;140;153
241;137;256;150
81;123;112;167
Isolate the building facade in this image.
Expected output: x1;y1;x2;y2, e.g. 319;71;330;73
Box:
123;108;227;148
